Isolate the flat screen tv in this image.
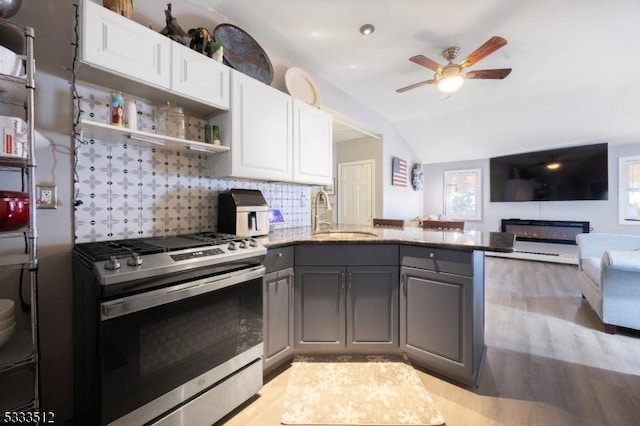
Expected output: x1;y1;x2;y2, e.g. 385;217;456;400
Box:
490;142;608;202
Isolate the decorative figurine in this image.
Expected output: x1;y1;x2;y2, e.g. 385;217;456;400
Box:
103;0;133;18
159;3;188;44
188;27;221;59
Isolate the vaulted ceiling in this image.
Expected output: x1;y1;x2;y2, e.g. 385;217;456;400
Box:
135;0;640;163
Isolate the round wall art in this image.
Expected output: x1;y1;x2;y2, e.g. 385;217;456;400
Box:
411;163;424;190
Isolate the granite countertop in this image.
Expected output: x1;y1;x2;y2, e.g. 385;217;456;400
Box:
256;224;515;253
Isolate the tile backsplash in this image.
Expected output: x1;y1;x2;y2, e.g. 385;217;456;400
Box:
74;84;312;243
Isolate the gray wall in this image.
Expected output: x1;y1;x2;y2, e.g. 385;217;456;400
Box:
423;143;640;234
0;1;76;421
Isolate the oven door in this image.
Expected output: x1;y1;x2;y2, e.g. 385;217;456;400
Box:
98;266;264;425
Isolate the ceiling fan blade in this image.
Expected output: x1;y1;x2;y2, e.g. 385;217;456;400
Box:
409;55;441;71
460;36;507;68
396;79;435;93
466;68;512;79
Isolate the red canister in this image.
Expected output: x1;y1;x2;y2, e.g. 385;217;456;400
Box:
0;191;29;231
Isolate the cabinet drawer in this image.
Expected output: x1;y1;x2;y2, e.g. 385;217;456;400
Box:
400;245;473;277
295;244;398;266
265;246;294;273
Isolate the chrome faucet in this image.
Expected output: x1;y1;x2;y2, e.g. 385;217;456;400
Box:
313;189;333;232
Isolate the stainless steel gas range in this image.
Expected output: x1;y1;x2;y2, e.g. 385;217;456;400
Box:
72;232;266;426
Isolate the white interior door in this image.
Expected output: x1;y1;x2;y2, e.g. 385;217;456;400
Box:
338;160;374;225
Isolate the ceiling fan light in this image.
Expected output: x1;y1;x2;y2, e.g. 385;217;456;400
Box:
436;65;464;93
437;75;464;93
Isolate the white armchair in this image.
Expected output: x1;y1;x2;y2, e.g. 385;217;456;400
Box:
576;233;640;333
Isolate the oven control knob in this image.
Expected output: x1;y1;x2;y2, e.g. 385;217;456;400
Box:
127;253;143;267
228;241;237;250
104;256;121;270
239;240;248;249
249;239;258;247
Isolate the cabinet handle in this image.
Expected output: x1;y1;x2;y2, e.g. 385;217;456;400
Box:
348;272;352;290
277;252;283;258
429;252;435;259
289;274;294;311
341;272;345;290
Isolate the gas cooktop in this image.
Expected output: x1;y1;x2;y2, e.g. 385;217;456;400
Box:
74;233;250;262
74;233;266;286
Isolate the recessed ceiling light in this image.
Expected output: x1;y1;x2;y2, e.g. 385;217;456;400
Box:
546;162;561;170
359;24;375;36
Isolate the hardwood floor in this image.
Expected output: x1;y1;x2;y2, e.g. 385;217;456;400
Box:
219;258;640;426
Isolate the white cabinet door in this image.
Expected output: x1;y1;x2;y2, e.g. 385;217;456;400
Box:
293;99;333;185
81;0;171;88
171;43;230;109
230;71;293;181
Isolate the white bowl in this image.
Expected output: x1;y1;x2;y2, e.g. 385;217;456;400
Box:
0;299;15;322
0;321;15;348
0;316;14;331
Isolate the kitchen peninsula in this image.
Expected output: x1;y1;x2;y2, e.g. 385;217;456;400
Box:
258;226;514;386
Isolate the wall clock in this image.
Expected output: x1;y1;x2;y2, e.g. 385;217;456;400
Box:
411;163;424;190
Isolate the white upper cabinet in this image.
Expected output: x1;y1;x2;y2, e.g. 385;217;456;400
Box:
80;0;171;88
171;43;229;109
227;70;293;181
79;0;230;112
293;99;333;185
212;71;332;184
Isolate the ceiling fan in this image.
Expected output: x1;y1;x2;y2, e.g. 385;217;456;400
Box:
396;36;512;94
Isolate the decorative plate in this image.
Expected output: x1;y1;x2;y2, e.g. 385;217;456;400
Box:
284;67;320;106
411;163;424;190
213;23;274;84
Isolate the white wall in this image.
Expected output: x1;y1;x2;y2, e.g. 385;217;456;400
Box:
423;143;640;234
381;122;423;219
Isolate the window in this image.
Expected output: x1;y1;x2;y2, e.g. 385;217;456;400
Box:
444;168;482;221
618;156;640;225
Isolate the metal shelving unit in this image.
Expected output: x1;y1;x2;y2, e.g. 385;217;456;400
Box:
0;19;38;414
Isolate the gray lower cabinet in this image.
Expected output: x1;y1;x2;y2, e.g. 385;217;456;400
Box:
346;266;399;351
294;266;346;351
399;245;485;386
263;247;295;373
294;244;399;353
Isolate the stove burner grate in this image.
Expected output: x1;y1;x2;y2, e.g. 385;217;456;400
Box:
188;232;240;244
74;232;254;262
75;240;164;262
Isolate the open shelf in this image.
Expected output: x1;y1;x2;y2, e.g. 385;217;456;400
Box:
0;155;29;168
78;118;230;154
0;329;35;374
0;19;38;414
0;73;28;107
0;254;30;270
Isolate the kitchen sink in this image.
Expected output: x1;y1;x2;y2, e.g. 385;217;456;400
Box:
313;230;378;239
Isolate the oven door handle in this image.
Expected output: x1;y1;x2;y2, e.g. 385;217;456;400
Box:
100;265;265;321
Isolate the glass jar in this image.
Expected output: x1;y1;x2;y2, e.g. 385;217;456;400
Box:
157;102;186;139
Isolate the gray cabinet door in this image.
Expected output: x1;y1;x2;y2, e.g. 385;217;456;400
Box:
400;265;484;386
263;268;294;372
295;266;346;351
346;266;399;351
